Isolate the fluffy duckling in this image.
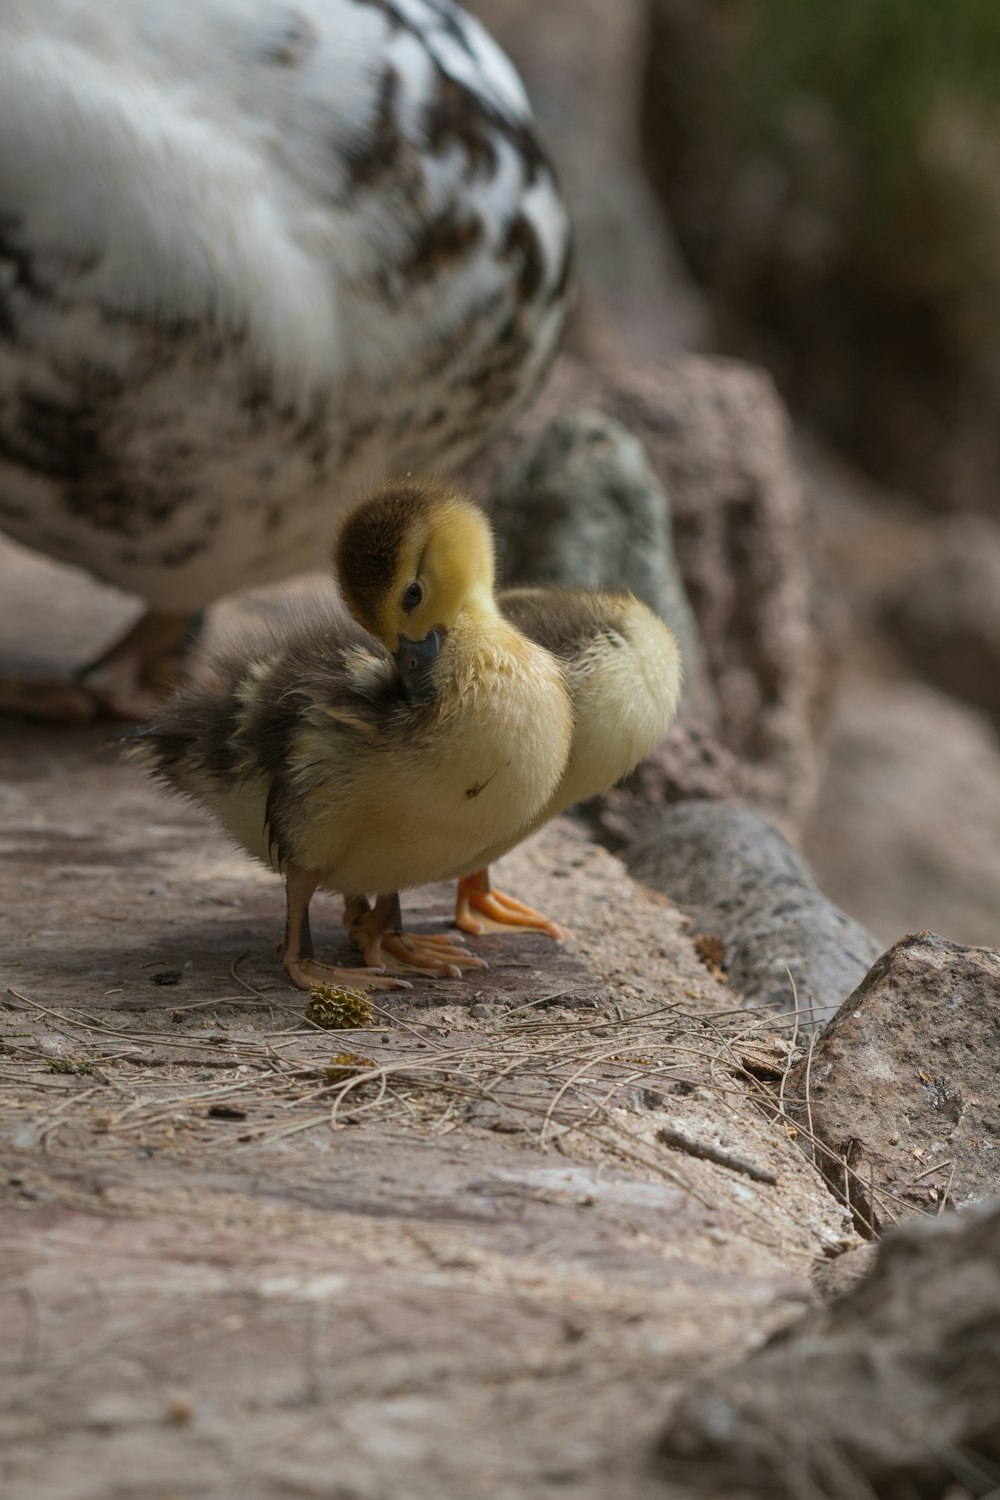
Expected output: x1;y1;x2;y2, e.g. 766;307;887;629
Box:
451;587;682;938
124;483;574;991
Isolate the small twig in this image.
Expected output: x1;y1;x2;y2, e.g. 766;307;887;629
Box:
913;1158;954;1183
937;1161;957;1216
657;1125;778;1185
802;1030;818;1168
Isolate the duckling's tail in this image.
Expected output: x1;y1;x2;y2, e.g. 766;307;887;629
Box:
106;720;192;776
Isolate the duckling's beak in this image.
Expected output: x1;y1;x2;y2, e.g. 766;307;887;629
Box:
395;630;442;704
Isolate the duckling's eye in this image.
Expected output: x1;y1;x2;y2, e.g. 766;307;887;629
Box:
401;581;423;613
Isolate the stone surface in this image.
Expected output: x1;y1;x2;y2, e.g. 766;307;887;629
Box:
626;801;882;1027
476;355;822;832
785;931;1000;1236
656;1199;1000;1498
810;1241;878;1303
805;674;1000;948
886;516;1000;732
0;675;852;1500
491;408;712;718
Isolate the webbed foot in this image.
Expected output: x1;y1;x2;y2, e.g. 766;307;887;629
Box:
347;894;488;978
454;869;569;941
0;609;204;722
284;956;411;993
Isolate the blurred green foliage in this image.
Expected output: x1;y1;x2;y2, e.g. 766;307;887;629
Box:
719;0;1000;349
643;0;1000;505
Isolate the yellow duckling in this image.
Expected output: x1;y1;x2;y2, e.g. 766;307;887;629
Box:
124;482;574;991
450;586;683;938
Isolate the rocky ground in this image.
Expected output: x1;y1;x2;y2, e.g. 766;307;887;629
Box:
1;552;854;1498
4;7;1000;1493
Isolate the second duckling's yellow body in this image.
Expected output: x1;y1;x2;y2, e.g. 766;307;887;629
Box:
452;586;683;936
501;587;682;816
127;483;574;989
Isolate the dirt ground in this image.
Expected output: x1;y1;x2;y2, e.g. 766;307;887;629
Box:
0;543;853;1500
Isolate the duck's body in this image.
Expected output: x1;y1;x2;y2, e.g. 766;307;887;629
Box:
452;587;682;936
0;0;571;717
126;482;574;989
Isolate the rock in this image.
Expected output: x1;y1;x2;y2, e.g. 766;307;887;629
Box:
465;0;709;361
886;516;1000;731
785;931;1000;1237
477;355;823;832
810;1242;877;1303
655;1199;1000;1498
805;674;1000;947
592;716;745;849
490;409;712;717
626;801;882;1026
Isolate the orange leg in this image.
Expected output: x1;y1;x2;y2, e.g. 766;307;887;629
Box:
345;894;487;978
78;609;204;720
454;869;569;941
283;868;411;992
0;608;203;723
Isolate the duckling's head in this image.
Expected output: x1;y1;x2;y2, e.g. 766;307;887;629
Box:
335;481;496;697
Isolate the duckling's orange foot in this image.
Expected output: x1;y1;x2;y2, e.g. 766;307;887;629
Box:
455;870;569;941
348;894;487;978
283;957;412;993
368;929;488;979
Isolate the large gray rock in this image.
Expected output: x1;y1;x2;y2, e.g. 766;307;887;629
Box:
491;409;711;717
785;931;1000;1236
627;800;881;1027
656;1199;1000;1498
475;355;822;833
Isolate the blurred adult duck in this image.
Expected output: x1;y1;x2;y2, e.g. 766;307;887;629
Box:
0;0;572;719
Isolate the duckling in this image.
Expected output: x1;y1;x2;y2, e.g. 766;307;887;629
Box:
450;587;683;938
123;482;574;991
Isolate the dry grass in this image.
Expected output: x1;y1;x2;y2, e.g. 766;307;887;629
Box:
1;969;943;1240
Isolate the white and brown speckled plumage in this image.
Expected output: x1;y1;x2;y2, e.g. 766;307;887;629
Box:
0;0;571;617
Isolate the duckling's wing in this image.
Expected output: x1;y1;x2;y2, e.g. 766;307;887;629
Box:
121;610;406;871
498;588;633;670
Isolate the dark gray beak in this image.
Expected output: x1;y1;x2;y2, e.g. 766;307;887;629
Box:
394;630;441;704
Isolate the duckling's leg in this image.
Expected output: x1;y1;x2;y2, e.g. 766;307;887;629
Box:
454;869;569;941
283;866;411;992
346;893;488;978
